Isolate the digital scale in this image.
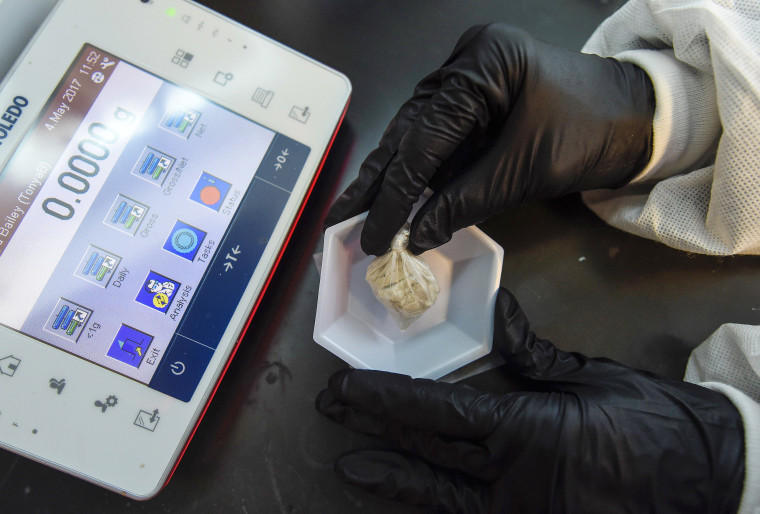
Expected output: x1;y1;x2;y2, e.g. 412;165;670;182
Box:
0;0;350;498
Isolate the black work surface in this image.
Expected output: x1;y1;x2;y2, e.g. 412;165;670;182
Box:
3;1;759;512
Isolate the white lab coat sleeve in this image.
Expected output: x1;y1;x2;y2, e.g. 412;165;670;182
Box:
581;0;760;256
685;325;760;514
580;1;760;511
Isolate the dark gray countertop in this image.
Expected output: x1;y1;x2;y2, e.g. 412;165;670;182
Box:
3;1;759;512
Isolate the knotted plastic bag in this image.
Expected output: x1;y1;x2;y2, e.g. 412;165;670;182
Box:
365;224;440;330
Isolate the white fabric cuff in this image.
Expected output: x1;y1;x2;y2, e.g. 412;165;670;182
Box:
611;49;720;184
693;382;760;514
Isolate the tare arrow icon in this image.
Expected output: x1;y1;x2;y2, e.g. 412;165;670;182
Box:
223;245;241;271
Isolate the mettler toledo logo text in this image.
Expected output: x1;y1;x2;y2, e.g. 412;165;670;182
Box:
0;96;29;146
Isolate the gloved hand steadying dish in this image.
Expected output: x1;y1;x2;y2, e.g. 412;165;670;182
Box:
316;288;745;513
324;23;655;255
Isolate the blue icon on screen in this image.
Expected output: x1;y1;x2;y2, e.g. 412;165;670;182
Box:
107;325;153;368
160;103;201;139
136;271;180;313
105;194;148;236
189;172;231;211
132;147;175;185
44;299;92;343
163;220;206;261
76;245;121;288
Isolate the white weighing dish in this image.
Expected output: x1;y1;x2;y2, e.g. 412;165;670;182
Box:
0;0;350;500
315;214;504;379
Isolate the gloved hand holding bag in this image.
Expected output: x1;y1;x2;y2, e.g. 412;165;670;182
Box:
325;24;655;255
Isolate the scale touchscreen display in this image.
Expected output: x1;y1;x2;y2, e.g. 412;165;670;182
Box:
0;44;310;401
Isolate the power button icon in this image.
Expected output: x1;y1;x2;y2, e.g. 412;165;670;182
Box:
170;361;185;376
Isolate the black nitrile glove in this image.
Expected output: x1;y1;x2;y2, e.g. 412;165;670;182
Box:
316;289;745;513
325;24;655;255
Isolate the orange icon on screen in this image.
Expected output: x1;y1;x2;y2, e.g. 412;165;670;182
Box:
199;185;221;206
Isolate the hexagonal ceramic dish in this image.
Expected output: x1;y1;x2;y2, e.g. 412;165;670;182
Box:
314;213;503;379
